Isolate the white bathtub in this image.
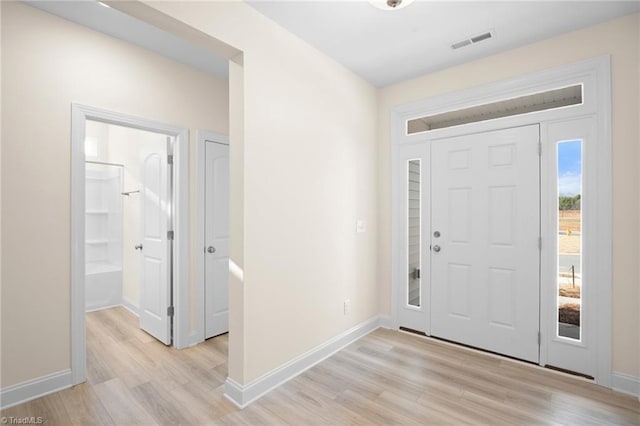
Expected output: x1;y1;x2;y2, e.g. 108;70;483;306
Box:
85;262;122;312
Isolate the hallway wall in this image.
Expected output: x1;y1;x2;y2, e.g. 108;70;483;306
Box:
145;2;379;384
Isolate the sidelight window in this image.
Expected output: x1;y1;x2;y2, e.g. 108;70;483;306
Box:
407;159;421;307
557;140;582;340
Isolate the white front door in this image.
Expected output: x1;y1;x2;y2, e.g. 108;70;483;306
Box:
139;137;172;345
204;141;230;339
430;125;540;363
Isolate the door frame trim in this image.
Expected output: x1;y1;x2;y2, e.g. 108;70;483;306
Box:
390;56;611;386
195;130;230;346
71;103;189;385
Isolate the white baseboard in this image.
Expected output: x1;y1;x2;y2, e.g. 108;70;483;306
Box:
186;330;204;348
0;369;72;410
121;297;139;317
85;303;122;313
224;378;245;408
224;315;381;408
612;371;640;398
378;315;393;329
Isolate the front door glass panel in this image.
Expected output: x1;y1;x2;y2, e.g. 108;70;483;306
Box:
557;140;583;341
407;159;421;307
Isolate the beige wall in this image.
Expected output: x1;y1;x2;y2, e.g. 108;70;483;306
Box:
377;13;640;377
227;57;245;381
0;2;228;387
146;2;379;384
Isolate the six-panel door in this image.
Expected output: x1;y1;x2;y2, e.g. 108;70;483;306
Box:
430;125;541;363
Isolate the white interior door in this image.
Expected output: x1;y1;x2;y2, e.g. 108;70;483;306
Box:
430;125;540;363
139;137;172;345
205;141;230;339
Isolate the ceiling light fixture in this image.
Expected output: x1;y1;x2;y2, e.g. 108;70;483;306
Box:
369;0;416;11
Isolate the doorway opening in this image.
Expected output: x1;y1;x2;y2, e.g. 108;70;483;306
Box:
71;104;190;385
84;120;175;346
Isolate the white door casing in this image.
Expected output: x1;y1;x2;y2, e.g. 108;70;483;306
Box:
72;104;189;386
139;137;172;345
205;141;230;339
430;125;541;363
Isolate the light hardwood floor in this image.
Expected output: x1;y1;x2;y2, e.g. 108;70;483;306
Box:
2;306;639;425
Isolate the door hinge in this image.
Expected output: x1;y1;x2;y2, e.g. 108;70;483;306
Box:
167;230;174;240
167;306;174;317
538;237;542;250
167;155;174;165
538;142;542;157
538;331;541;345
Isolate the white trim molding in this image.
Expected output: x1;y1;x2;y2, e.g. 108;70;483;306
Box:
195;130;230;347
121;298;140;317
378;315;393;329
224;316;382;408
71;103;191;387
0;370;72;410
612;372;640;399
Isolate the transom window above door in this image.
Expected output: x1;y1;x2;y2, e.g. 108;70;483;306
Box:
406;84;583;134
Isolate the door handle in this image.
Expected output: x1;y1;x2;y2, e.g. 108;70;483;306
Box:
134;244;143;251
432;245;441;253
207;246;216;254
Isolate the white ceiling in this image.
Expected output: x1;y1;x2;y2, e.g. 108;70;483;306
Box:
246;1;640;87
25;1;229;79
25;1;639;87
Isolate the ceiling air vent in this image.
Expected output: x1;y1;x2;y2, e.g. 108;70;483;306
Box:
451;31;493;50
451;39;472;50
